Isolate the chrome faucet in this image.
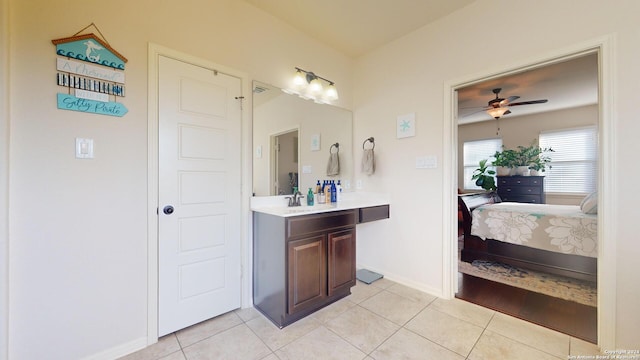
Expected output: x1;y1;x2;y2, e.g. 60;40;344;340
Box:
286;190;304;207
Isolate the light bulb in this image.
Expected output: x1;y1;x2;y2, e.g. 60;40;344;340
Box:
486;107;510;119
308;77;323;95
324;83;339;101
291;70;307;93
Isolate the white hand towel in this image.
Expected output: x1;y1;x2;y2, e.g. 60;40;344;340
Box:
326;153;340;176
362;148;375;175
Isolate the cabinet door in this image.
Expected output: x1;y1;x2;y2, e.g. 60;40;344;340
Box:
327;229;356;296
287;235;327;314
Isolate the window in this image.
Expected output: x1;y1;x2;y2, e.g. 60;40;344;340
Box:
463;138;502;190
539;127;597;194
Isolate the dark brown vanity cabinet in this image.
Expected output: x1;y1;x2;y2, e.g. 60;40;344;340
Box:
253;210;357;328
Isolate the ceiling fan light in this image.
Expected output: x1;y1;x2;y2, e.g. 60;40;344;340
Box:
487;107;510;119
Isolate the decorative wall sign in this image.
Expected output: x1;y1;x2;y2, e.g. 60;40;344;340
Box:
57;58;125;83
310;134;321;151
53;23;128;117
396;112;416;138
52;33;127;70
57;93;128;117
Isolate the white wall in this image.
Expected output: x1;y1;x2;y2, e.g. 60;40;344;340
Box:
353;0;639;349
7;1;353;359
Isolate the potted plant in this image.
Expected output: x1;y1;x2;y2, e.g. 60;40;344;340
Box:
514;140;554;176
471;159;497;191
527;146;554;175
492;148;517;176
493;140;554;176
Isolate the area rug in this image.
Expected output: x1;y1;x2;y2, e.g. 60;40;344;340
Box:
458;259;597;307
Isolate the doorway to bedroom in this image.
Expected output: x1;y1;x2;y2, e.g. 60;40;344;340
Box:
453;51;600;344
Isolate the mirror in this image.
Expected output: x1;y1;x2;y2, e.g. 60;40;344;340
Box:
252;81;353;196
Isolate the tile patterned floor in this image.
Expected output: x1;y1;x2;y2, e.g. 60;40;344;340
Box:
120;279;602;360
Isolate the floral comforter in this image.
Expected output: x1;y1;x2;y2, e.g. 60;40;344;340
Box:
471;202;598;258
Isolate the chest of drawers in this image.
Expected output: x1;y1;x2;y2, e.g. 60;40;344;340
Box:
496;176;545;204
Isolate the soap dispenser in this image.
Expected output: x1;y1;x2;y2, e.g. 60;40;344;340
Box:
307;188;314;206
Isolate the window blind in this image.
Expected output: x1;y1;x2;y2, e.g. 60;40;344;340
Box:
539;127;597;194
463;138;502;190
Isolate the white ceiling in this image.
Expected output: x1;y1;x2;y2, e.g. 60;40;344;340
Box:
243;0;475;58
244;1;599;122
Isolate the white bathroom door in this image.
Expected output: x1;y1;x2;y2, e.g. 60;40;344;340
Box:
157;55;242;336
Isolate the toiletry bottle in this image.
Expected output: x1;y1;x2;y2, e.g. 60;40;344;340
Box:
324;181;331;203
318;181;326;204
307;188;314;206
330;180;337;203
336;180;342;202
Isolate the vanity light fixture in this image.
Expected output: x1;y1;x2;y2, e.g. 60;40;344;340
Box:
285;67;339;104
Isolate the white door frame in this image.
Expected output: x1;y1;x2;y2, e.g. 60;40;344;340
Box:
269;127;299;195
0;0;9;357
442;35;617;349
147;43;252;345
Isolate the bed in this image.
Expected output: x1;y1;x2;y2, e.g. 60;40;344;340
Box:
458;192;597;282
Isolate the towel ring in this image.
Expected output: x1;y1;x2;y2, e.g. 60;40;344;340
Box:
330;142;339;154
362;137;375;150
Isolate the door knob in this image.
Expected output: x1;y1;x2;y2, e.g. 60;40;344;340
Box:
163;205;174;215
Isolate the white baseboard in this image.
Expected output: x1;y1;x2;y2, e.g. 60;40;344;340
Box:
81;336;148;360
355;264;444;298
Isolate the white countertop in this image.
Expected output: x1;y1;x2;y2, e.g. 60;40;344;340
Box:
251;192;390;217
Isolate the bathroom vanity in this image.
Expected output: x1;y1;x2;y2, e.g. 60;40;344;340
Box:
251;194;389;328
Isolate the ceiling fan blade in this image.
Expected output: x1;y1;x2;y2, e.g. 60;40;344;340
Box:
503;110;511;115
500;95;520;106
507;99;548;107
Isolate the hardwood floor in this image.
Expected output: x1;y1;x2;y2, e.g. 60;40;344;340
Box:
456;272;597;344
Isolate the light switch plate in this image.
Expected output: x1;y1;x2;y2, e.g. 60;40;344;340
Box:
75;138;94;159
416;155;437;169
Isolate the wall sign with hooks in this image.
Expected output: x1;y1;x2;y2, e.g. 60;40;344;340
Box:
52;23;128;117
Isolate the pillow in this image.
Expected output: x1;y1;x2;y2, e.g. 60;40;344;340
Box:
580;191;598;214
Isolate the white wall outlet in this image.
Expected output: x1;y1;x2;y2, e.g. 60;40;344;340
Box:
302;165;312;174
356;180;363;189
75;138;94;159
344;180;351;190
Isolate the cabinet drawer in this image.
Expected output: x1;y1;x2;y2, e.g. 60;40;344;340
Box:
499;186;541;195
500;194;543;203
358;205;390;223
497;176;543;186
286;210;357;239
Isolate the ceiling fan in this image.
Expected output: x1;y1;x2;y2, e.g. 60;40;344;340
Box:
483;88;548;119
